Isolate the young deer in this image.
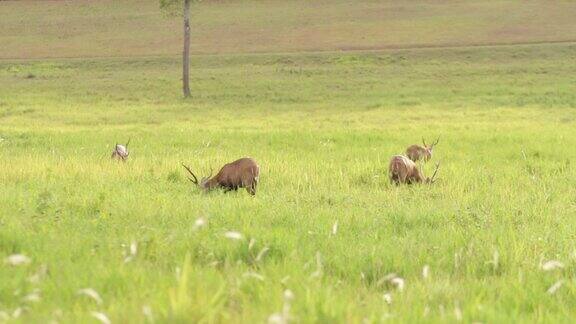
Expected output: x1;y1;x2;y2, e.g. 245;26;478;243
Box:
389;155;440;185
182;157;260;195
405;137;439;162
111;139;130;161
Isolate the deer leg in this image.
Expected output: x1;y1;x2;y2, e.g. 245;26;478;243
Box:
400;174;408;184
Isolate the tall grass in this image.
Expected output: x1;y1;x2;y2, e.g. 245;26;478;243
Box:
0;44;575;322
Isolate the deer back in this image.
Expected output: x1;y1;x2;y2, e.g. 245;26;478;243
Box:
214;158;259;188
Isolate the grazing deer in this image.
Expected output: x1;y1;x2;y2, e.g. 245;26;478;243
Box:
389;155;440;185
111;139;130;161
406;137;439;162
182;157;260;195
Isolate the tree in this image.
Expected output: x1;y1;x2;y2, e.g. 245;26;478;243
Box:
160;0;196;98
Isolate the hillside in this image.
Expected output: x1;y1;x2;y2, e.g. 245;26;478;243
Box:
1;0;576;59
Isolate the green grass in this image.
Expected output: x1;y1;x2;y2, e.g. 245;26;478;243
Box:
2;0;576;322
2;0;576;59
1;42;576;322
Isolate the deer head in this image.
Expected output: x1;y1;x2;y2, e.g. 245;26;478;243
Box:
181;164;213;190
422;137;439;161
112;138;130;161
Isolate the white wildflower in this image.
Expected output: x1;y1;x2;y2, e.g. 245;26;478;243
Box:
193;217;206;230
423;305;430;317
91;311;111;324
280;276;290;285
242;272;265;281
489;250;499;271
422;265;430;279
390;277;405;292
224;231;243;240
332;221;338;236
284;289;294;302
22;290;41;303
541;260;564;271
28;264;48;283
124;241;138;263
142;305;153;322
12;307;23;319
77;288;103;305
248;238;256;251
268;313;285;324
310;253;323;279
256;247;270;262
5;254;31;266
547;280;564;295
383;292;392;304
454;303;463;321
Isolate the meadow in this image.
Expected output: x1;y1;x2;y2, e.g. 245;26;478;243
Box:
2;0;576;323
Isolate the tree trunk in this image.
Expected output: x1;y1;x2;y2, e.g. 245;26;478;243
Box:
182;0;191;98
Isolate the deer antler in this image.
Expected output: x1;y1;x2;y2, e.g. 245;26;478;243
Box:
125;138;131;148
202;168;213;182
181;163;199;185
422;137;427;147
429;162;440;183
432;137;440;147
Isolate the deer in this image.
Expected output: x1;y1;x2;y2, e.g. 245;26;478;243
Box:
182;157;260;195
405;137;439;162
111;139;130;161
389;155;440;185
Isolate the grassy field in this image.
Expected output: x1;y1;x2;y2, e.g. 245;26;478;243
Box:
2;0;576;59
2;0;576;323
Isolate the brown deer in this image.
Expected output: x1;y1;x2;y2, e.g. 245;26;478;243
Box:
389;155;440;185
111;139;130;161
406;137;439;162
182;157;260;195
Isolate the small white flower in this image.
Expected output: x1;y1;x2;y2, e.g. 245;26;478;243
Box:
130;242;137;256
12;307;23;319
268;313;285;324
541;260;564;271
242;272;265;281
422;265;430;279
28;264;48;283
5;254;31;266
224;231;243;240
547;280;564;295
256;247;270;262
22;290;41;303
193;217;206;230
454;303;463;321
77;288;103;305
124;241;138;263
332;221;338;236
489;250;499;271
383;292;392;304
390;277;405;292
142;305;153;321
91;311;111;324
248;238;256;251
284;289;294;302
